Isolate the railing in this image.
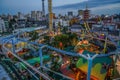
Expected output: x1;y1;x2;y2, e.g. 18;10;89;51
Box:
0;31;120;80
1;58;40;80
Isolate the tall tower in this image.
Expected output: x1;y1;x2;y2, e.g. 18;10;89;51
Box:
42;0;45;15
83;4;90;20
48;0;53;33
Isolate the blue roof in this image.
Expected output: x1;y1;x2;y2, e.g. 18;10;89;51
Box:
14;26;46;32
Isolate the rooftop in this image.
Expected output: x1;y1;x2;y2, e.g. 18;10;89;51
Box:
14;26;47;32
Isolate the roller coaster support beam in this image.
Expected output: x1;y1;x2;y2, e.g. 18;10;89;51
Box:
2;42;50;80
87;54;98;80
39;45;47;66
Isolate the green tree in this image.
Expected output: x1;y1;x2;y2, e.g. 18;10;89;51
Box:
62;27;68;34
44;36;50;44
52;33;78;49
68;33;78;46
54;34;69;49
29;31;39;41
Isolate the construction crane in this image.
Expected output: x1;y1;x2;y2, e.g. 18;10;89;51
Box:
48;0;53;36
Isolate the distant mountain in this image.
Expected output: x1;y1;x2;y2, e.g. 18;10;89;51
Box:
53;0;120;15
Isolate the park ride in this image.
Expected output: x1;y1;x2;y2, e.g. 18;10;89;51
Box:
76;50;113;80
0;30;120;80
58;30;119;80
72;37;117;80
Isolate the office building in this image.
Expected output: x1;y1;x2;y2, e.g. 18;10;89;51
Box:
31;11;36;20
0;18;6;33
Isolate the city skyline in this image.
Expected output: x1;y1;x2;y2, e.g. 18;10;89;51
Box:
0;0;88;15
0;0;120;15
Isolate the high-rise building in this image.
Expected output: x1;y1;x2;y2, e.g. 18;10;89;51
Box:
36;11;43;20
68;11;73;16
7;14;13;21
18;12;24;19
18;12;21;19
68;11;73;19
0;18;6;33
83;4;90;20
24;13;31;19
31;11;36;20
78;10;83;16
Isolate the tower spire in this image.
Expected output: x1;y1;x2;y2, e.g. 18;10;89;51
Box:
42;0;45;16
86;3;88;10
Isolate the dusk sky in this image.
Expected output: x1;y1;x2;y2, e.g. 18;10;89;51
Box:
0;0;88;14
0;0;120;15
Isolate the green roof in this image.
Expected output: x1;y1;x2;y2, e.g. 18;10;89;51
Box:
27;55;50;65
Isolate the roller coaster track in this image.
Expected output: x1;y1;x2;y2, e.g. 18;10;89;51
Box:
17;37;120;58
1;37;73;80
39;66;73;80
2;47;73;80
0;31;120;80
1;34;120;59
2;40;51;80
77;33;118;46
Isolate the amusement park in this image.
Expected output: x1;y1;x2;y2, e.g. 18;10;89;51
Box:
0;0;120;80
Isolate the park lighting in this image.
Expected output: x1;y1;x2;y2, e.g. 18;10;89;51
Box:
66;61;70;64
7;44;12;48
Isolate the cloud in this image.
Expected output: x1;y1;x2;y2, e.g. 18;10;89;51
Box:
90;3;120;14
53;0;89;6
